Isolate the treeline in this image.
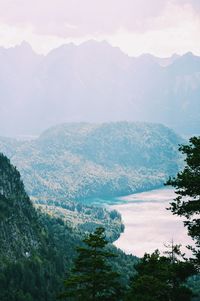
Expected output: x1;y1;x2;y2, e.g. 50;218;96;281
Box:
62;227;197;301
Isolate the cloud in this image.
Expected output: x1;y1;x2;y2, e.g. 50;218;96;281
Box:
0;0;199;56
0;0;198;38
106;2;200;56
0;0;168;37
175;0;200;10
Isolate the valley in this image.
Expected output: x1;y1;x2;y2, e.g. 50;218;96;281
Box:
1;2;200;299
0;121;185;253
0;121;199;300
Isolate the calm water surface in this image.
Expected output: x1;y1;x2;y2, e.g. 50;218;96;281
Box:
111;188;193;257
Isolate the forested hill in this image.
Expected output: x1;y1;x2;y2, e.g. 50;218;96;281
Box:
0;153;79;300
0;153;136;300
0;153;41;259
0;122;183;203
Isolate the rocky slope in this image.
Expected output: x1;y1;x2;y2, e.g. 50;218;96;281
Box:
0;153;133;301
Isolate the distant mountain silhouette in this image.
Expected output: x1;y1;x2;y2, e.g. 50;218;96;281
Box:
138;53;180;67
0;40;199;135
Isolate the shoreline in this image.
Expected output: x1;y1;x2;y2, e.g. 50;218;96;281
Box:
110;187;193;257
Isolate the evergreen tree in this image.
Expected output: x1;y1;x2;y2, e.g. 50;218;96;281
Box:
61;227;123;301
166;136;200;267
126;245;195;301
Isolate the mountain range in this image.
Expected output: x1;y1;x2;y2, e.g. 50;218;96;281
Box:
0;40;200;136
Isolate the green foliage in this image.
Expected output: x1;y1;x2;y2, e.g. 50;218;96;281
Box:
166;136;200;267
62;227;123;301
187;275;200;300
35;201;124;242
0;195;14;219
0;153;137;301
0;122;183;203
126;246;196;301
0;153;80;300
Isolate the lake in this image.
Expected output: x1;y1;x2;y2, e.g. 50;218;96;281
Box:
111;188;193;257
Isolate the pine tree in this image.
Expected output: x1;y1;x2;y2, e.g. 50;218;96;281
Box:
61;227;123;301
166;136;200;267
126;245;195;301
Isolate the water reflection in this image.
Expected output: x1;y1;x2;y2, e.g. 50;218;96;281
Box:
112;188;193;257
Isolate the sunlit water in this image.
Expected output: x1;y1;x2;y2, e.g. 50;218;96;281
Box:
111;188;193;257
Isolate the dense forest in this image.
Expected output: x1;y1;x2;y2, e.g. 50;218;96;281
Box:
0;135;200;300
0;122;183;205
0;153;136;301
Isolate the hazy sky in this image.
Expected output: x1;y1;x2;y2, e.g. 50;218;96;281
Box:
0;0;200;56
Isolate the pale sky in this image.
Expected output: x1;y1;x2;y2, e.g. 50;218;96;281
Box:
0;0;200;57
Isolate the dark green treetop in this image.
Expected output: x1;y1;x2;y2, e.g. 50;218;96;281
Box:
166;136;200;267
61;227;123;301
126;245;195;301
